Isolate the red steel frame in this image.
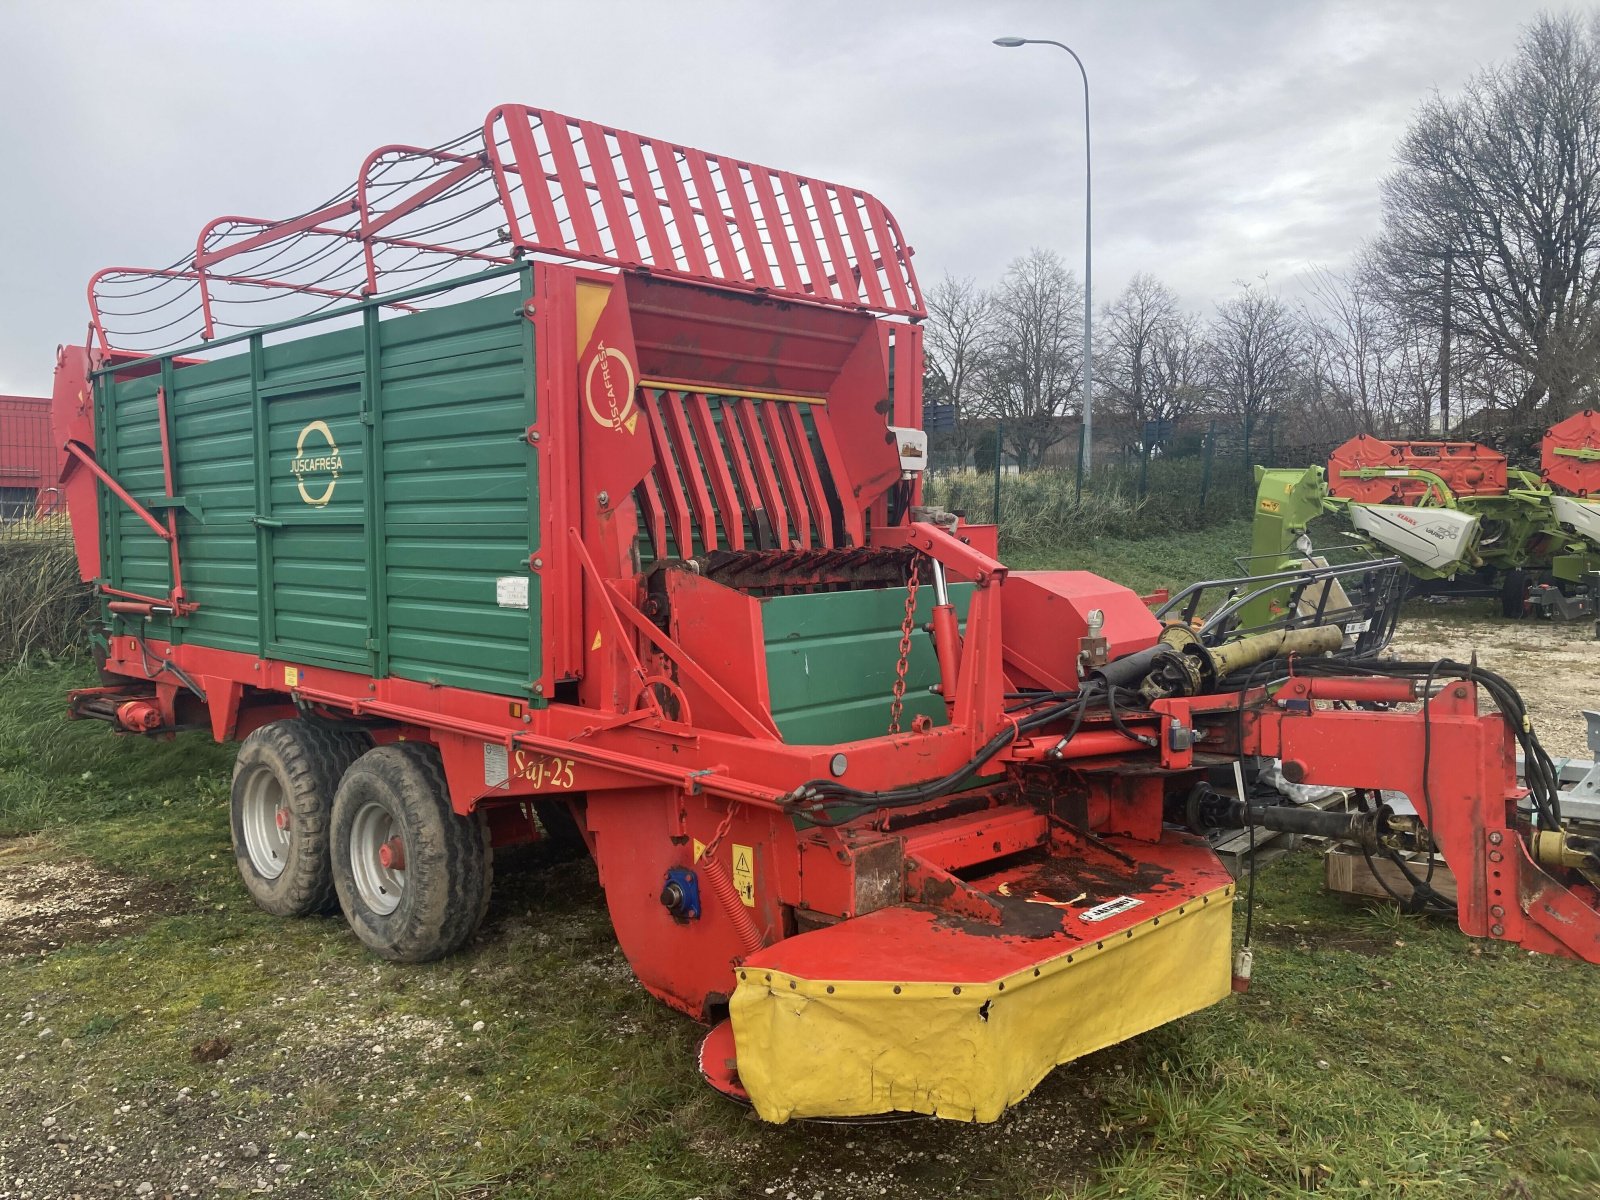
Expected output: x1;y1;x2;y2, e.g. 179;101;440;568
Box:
87;105;922;356
1328;434;1509;504
1542;409;1600;497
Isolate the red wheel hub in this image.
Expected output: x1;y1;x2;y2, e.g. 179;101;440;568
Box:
274;808;290;831
378;837;406;871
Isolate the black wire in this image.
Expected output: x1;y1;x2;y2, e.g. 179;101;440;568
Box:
1289;656;1561;829
792;686;1103;825
1105;685;1159;749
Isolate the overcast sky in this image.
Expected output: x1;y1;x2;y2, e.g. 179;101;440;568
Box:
0;0;1562;394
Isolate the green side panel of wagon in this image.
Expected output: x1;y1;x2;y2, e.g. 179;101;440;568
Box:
761;583;975;744
94;270;542;699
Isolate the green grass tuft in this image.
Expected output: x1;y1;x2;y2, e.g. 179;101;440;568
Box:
0;516;94;665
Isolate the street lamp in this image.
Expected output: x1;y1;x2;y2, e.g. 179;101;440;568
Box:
993;35;1094;475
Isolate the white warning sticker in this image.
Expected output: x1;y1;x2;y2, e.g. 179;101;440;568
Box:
483;742;509;789
496;576;530;609
1078;895;1144;923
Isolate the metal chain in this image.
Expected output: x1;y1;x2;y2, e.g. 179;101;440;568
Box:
888;556;922;734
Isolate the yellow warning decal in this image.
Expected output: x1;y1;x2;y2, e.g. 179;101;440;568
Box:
1259;498;1280;513
284;666;302;687
732;843;756;906
693;839;707;862
591;630;603;651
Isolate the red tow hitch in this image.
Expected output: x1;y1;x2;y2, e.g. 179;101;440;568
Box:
114;698;164;732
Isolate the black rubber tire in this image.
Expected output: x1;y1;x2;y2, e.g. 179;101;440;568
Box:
330;743;492;963
230;720;370;918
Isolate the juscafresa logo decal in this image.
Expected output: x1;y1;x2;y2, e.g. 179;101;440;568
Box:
584;341;638;434
292;420;342;507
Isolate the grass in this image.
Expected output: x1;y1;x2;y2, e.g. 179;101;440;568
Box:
0;516;93;663
1006;517;1253;596
929;460;1255;559
4;524;1599;1197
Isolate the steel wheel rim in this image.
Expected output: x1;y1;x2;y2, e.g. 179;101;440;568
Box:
239;766;291;880
350;800;405;916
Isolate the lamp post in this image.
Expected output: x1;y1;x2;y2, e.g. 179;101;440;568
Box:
993;35;1094;475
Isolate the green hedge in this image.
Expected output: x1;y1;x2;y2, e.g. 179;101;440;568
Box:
927;459;1254;556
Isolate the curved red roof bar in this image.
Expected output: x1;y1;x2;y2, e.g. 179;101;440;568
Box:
87;105;922;355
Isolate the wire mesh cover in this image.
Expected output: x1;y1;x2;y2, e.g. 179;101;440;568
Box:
89;106;924;357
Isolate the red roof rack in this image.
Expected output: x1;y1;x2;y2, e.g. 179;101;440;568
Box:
88;106;923;356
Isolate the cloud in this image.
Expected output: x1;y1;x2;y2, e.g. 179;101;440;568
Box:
0;0;1551;391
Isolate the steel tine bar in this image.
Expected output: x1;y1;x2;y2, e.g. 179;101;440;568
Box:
806;406;864;546
637;473;669;562
686;392;745;551
749;169;803;294
779;403;836;548
647;138;712;277
718;398;775;550
661;391;720;552
806;179;857;305
761;402;813;550
715;157;775;290
733;400;792;550
503;109;566;249
544;115;603;254
578;125;640;263
836;191;886;309
616;132;678;268
641;390;695;557
685;153;741;282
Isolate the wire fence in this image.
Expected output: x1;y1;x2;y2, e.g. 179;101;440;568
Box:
926;415;1347;549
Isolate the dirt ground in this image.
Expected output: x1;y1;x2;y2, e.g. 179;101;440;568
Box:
0;843;187;964
1389;607;1600;759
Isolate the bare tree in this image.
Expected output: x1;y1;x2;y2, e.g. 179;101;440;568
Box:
1099;274;1209;453
1150;310;1211;430
974;249;1082;469
1368;11;1600;423
1099;274;1176;447
1301;265;1408;438
1207;280;1303;463
922;274;993;466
